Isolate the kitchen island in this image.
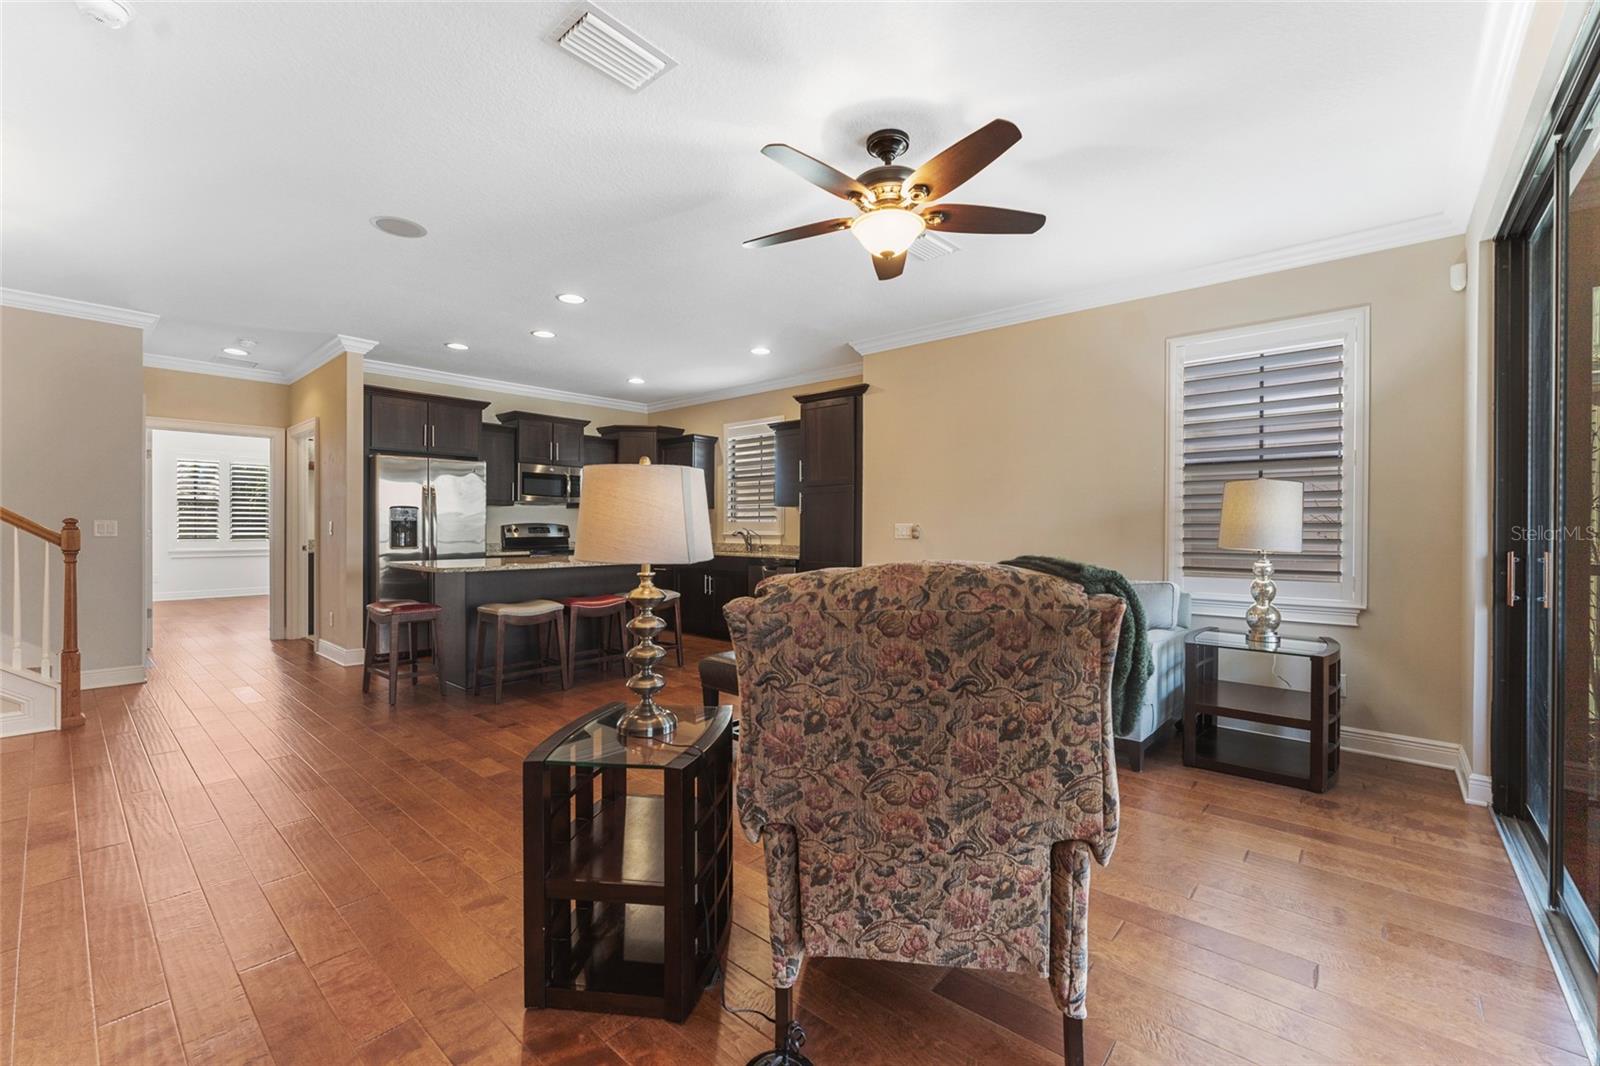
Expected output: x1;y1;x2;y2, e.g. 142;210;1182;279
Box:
392;557;638;693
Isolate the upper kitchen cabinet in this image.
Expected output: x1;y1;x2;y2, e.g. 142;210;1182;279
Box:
660;434;717;508
769;419;800;508
795;384;867;571
366;386;489;459
582;434;617;466
497;411;590;466
481;423;517;506
597;424;682;465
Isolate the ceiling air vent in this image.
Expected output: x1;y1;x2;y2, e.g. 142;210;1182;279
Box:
908;232;960;262
555;5;675;92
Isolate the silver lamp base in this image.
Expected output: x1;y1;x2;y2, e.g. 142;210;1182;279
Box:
1244;551;1282;649
615;563;678;740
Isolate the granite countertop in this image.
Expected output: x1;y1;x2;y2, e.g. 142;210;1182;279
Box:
712;542;800;560
392;556;623;574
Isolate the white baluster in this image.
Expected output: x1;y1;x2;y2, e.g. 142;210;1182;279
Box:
10;527;20;670
39;544;51;680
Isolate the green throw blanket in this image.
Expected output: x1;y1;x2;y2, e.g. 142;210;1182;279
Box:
1000;556;1152;736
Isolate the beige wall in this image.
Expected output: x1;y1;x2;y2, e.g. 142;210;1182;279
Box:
292;353;365;652
1;307;146;676
653;376;862;546
144;367;290;428
863;236;1468;746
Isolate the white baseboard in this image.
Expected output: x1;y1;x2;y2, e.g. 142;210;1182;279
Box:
83;664;148;689
316;640;364;667
153;586;269;602
1456;747;1493;807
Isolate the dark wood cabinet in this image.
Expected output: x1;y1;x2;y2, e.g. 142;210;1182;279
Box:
659;434;717;509
795;384;867;571
366;387;489;459
770;419;800;508
497;411;591;466
582;435;617;466
675;558;748;641
597;425;683;465
482;424;517;506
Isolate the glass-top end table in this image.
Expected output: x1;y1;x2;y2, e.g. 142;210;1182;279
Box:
1183;627;1343;793
524;702;735;1023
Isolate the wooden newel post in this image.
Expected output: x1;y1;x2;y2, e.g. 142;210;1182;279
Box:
58;518;83;729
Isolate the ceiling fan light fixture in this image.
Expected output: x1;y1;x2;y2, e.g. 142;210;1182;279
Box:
849;207;925;260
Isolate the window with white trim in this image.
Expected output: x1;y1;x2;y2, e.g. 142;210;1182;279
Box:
173;456;271;548
1166;307;1368;626
176;459;222;540
229;463;270;540
723;418;782;534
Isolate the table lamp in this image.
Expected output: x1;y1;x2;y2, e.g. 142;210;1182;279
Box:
574;459;713;739
1217;477;1303;649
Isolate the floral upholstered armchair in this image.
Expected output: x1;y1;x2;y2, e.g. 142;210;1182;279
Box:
724;561;1123;1066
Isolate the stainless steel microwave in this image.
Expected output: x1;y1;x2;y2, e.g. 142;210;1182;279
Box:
517;462;578;505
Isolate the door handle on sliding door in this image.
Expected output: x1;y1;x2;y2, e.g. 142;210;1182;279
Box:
1539;550;1553;609
1506;551;1521;606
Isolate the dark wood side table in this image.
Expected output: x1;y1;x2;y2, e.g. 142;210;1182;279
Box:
1183;628;1342;792
524;703;734;1021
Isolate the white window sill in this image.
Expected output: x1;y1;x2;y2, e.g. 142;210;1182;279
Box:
1188;594;1363;628
169;545;270;559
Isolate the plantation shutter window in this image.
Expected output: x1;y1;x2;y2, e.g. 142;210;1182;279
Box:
1166;308;1368;626
229;463;270;540
724;419;781;532
1179;343;1344;581
175;459;221;540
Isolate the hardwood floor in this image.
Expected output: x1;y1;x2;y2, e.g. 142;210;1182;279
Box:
0;595;1582;1065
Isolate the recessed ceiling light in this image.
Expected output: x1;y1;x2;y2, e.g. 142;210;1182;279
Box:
530;330;556;339
627;376;645;385
371;215;428;238
750;346;771;356
445;341;469;351
221;346;250;357
556;293;586;305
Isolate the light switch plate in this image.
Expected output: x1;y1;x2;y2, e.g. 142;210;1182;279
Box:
893;523;921;540
93;520;118;537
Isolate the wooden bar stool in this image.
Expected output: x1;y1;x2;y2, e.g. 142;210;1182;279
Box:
471;599;569;703
561;594;628;679
626;587;684;667
362;600;445;706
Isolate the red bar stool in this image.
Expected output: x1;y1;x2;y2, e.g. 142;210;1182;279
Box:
471;599;570;703
625;587;684;667
362;600;445;706
561;594;628;679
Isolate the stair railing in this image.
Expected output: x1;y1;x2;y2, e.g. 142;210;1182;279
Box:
1;508;82;728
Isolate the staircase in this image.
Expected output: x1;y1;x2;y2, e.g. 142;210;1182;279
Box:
0;508;82;736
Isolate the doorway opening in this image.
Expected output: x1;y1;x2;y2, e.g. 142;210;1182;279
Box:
287;419;319;643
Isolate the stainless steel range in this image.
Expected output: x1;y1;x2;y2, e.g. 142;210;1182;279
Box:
496;522;572;557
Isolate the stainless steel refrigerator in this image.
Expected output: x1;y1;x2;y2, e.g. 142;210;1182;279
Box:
371;453;488;605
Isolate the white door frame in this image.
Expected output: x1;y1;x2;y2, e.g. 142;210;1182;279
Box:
145;417;288;640
285;418;319;642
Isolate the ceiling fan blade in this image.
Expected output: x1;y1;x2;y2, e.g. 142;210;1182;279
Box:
761;144;871;201
924;204;1045;234
872;251;907;281
743;218;853;249
906;119;1022;201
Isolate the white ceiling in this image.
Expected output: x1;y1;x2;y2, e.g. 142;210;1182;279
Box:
3;2;1519;408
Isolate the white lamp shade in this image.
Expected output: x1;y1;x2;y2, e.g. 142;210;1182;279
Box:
574;462;714;565
1217;478;1303;553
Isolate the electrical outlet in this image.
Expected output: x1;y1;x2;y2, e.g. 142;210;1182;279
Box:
327;520;334;536
893;523;921;540
93;520;118;537
328;610;335;627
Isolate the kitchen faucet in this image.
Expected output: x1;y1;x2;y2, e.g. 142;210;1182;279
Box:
733;527;759;552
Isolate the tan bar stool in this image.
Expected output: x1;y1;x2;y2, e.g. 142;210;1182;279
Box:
560;594;628;678
471;599;569;703
362;600;444;706
626;587;684;667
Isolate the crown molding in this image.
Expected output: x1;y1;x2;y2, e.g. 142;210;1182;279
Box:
849;213;1464;356
288;334;379;382
646;362;864;413
144;352;289;384
1447;0;1538;227
1;288;159;330
364;359;649;413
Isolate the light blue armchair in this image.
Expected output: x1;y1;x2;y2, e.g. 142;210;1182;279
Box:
1115;581;1195;771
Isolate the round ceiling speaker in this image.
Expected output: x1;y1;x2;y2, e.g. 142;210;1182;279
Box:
370;216;428;239
76;0;133;28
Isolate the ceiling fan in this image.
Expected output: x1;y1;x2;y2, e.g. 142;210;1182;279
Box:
743;119;1045;280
